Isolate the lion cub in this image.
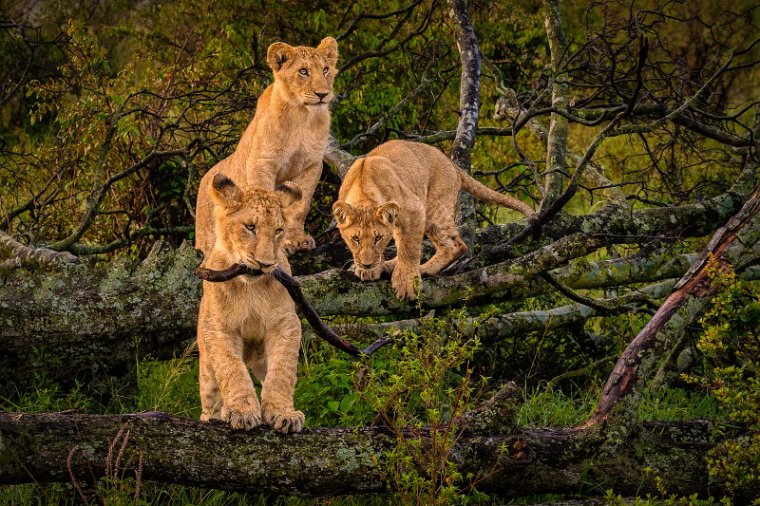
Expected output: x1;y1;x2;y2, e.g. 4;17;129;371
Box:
332;140;537;300
196;173;305;433
196;37;339;255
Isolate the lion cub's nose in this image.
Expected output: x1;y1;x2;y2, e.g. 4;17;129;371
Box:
315;92;328;101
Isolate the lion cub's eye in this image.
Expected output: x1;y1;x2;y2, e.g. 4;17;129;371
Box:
323;67;329;76
275;228;284;236
374;235;382;244
351;235;360;245
245;223;256;233
299;68;309;76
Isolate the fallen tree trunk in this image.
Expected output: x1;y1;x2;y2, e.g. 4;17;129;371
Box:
0;172;756;394
0;242;727;395
3;232;758;397
0;411;756;501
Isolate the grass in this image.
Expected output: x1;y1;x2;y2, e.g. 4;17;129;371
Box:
516;384;598;427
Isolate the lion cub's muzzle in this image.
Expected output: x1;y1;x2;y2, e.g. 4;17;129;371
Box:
351;261;384;281
243;255;278;274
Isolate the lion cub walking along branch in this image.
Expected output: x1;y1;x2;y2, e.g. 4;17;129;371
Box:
196;174;305;433
332;140;537;300
196;37;338;256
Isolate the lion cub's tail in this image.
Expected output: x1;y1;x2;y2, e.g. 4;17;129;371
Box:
459;170;537;219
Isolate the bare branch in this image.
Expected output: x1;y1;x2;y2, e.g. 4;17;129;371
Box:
194;264;392;356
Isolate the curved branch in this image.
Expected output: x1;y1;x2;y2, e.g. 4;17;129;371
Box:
47;146;196;252
194;264;392;356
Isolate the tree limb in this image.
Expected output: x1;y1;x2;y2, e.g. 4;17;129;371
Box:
447;0;481;249
0;411;756;500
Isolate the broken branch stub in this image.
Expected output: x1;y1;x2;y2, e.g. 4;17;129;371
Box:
194;264;393;357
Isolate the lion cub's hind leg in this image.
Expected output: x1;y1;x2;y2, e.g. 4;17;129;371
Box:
420;221;467;277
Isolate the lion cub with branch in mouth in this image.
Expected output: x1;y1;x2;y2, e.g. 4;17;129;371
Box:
332;140;537;300
196;173;305;433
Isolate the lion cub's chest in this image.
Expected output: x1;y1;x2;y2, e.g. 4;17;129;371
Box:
220;277;286;339
277;127;327;180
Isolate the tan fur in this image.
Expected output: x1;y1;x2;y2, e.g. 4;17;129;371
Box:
196;174;305;433
196;37;339;256
332;140;537;300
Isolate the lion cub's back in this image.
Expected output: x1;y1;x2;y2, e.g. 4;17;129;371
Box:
360;140;461;204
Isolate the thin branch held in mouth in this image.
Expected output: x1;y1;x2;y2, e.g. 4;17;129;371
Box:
194;264;393;357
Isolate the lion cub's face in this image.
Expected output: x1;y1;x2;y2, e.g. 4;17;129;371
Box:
267;37;339;108
211;174;302;273
332;201;399;281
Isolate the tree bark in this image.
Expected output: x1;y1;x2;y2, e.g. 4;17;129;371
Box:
0;411;756;500
447;0;481;250
541;0;570;209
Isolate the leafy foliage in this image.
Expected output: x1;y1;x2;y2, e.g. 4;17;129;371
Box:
682;264;760;497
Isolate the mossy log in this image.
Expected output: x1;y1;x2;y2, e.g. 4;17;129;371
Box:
0;411;756;500
0;243;716;395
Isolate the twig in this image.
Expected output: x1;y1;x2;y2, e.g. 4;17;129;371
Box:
545;355;617;391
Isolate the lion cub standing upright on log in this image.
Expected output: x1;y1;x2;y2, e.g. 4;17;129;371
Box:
196;37;338;255
332;140;537;300
196;174;306;433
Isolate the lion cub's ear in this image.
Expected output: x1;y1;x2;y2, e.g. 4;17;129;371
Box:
376;201;400;226
317;37;338;67
275;181;303;208
211;173;242;208
267;42;295;71
332;201;355;227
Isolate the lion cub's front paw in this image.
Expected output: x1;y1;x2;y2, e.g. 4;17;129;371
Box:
282;234;316;255
221;404;262;430
264;409;305;434
391;267;420;300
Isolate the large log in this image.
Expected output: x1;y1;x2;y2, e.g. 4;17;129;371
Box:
0;411;756;501
0;176;756;394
